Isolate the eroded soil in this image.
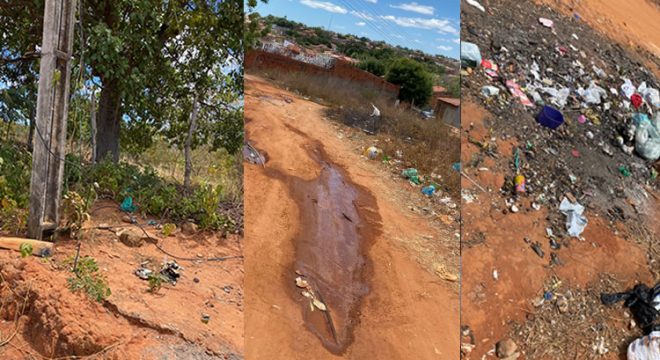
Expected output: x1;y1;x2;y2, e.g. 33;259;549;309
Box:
0;200;243;359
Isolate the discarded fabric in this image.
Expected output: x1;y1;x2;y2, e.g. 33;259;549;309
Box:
601;283;660;334
559;197;587;237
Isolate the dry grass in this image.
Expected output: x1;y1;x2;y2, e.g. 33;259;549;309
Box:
510;274;642;359
253;69;461;198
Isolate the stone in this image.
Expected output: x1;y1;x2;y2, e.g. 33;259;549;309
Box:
119;229;149;247
496;338;518;358
181;221;199;235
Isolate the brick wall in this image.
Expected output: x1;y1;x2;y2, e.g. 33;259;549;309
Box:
246;50;400;98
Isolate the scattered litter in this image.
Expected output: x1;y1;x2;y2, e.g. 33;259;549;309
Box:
514;174;526;193
506;80;534;107
422;185;436;196
201;314;210;324
531;242;544;258
481;85;500;97
120;195;137;213
402;168;421;185
538;17;554;28
622;79;637;99
465;0;485;12
559;197;587;237
364;146;380;160
135;267;153;280
536;105;564;129
461;41;482;68
619;165;632;177
634;113;660;161
160;260;183;285
627;331;660;360
370;103;380;117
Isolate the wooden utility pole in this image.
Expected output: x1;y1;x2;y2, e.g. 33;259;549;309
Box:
27;0;77;240
183;99;200;190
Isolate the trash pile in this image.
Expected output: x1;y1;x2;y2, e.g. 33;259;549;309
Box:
461;0;659;358
462;0;659;226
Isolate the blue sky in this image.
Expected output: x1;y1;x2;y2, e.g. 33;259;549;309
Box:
255;0;460;58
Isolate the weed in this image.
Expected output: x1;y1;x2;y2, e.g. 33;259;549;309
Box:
19;242;32;258
64;256;111;302
162;223;176;236
147;274;164;293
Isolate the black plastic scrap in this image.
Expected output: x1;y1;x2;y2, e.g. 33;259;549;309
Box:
601;283;660;333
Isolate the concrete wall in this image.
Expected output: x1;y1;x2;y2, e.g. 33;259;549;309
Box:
246;50;400;98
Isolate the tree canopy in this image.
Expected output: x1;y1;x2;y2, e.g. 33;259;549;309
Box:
386;58;433;106
1;0;244;161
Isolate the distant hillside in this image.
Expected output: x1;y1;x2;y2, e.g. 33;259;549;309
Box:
254;14;459;97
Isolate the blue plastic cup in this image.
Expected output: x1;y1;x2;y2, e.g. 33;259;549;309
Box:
536;105;564;129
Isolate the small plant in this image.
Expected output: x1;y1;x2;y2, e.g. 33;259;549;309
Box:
65;256;111;302
162;223;176;236
19;242;32;258
60;191;92;238
147;274;164;293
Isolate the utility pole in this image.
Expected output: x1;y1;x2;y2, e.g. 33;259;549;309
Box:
27;0;77;240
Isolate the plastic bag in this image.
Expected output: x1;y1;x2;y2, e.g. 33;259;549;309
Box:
540;87;570;108
559;197;587;237
628;331;660;360
577;82;607;105
460;42;482;68
634;113;660;161
601;282;660;333
622;78;636;99
639;82;660;108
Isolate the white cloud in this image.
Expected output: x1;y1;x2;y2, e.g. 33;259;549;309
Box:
453;38;460;44
390;2;434;15
365;0;377;3
437;45;452;51
350;10;374;20
300;0;347;14
356;22;366;26
380;15;457;34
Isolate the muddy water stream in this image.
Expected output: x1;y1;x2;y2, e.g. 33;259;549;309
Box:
262;140;381;354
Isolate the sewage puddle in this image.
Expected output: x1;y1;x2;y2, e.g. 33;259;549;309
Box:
255;134;382;354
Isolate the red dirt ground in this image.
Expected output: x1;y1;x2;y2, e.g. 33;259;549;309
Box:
244;75;459;359
460;100;657;359
0;199;243;359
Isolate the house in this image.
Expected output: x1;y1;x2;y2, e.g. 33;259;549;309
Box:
435;96;460;128
430;86;448;108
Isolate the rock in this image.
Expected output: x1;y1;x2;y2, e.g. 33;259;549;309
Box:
118;229;149;247
181;221;199;235
121;215;133;223
496;338;518;358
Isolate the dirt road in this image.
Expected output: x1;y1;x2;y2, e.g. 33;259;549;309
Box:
243;75;459;359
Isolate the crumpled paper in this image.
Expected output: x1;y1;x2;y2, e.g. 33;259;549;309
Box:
559;197;588;237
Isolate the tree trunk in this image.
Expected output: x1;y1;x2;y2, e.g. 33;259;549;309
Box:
90;89;97;163
95;78;121;162
183;99;199;190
